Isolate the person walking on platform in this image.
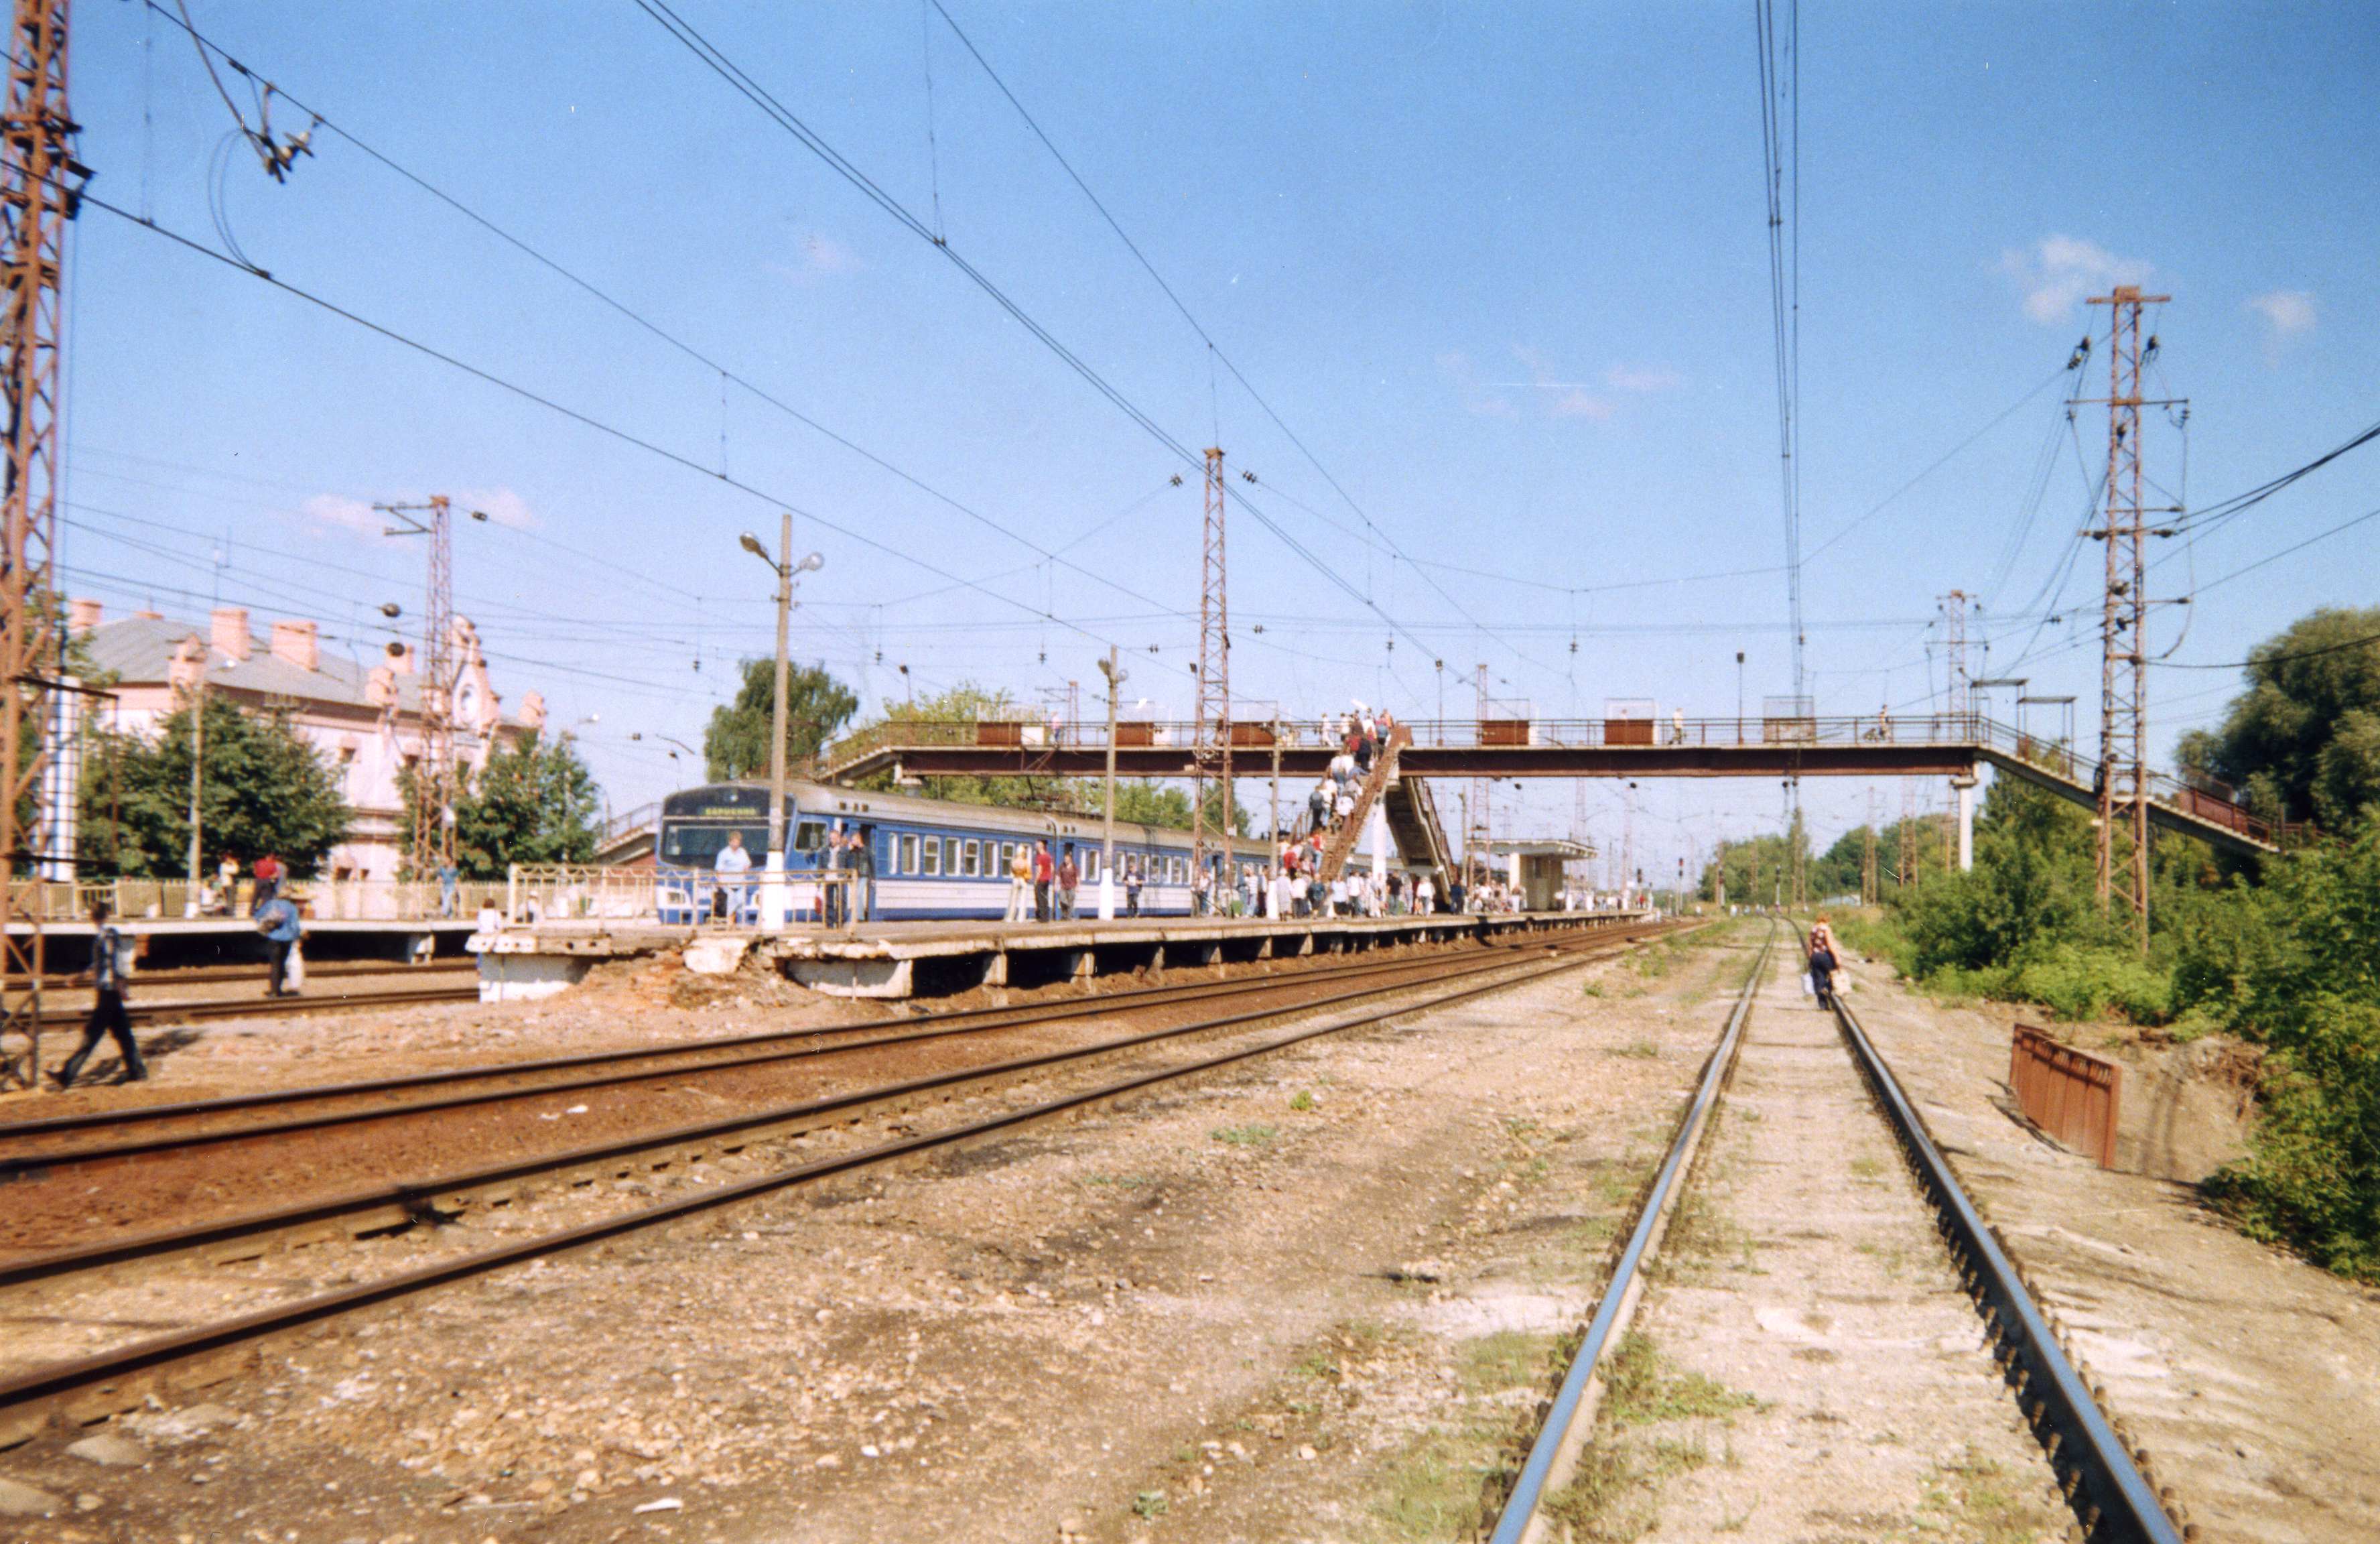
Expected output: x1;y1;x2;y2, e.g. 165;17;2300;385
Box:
55;899;147;1088
1006;841;1034;923
1033;840;1055;923
1057;844;1080;921
255;889;305;998
1124;857;1144;917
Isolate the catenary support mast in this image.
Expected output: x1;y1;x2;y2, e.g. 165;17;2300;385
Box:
2086;287;2166;948
0;0;72;1089
1191;448;1230;892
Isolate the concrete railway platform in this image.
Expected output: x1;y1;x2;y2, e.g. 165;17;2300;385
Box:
472;909;1652;1001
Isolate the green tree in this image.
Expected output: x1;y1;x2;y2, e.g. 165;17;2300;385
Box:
82;697;349;879
2177;605;2380;827
1106;779;1253;836
703;659;860;783
850;682;1075;810
453;731;602;879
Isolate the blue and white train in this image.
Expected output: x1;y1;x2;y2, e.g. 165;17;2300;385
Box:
655;780;1270;925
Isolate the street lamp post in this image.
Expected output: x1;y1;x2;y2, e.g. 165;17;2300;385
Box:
1096;649;1126;919
739;517;823;929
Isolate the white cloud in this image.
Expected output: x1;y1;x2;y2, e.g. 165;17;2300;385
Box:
801;233;861;273
300;494;381;537
771;232;863;285
1998;235;2154;324
2246;290;2316;361
1437;349;1516;418
1603;363;1681;394
1548;389;1615;420
460;486;540;530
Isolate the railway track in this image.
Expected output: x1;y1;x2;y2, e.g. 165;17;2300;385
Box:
1487;921;2188;1544
0;919;1670;1444
0;927;1660;1172
26;974;481;1031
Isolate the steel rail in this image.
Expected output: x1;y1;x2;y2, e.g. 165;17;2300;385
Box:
1488;920;1776;1544
0;929;1598;1145
0;928;1648;1444
21;983;482;1033
0;927;1673;1290
0;931;1656;1171
1827;983;2186;1543
9;961;475;990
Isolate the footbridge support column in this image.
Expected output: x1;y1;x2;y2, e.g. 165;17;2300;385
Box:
1954;772;1977;873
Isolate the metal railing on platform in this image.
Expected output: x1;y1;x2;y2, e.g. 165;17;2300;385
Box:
3;877;507;924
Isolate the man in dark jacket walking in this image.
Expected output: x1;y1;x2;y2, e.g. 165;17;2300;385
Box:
56;899;147;1088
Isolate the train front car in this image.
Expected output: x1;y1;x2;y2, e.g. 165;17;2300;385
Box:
654;783;776;925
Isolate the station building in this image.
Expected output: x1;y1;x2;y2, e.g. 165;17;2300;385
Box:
67;600;545;883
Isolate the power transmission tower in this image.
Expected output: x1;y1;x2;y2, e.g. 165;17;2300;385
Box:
1190;448;1230;889
1939;590;1975;717
2085;286;2168;948
0;0;74;1089
379;495;457;881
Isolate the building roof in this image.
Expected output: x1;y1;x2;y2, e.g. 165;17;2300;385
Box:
78;610;536;732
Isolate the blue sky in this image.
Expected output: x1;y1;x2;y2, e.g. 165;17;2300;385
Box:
61;2;2379;881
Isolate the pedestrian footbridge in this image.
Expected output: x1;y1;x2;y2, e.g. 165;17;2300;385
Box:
821;711;2293;862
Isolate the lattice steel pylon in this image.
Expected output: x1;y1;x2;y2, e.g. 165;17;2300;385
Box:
378;495;456;881
1940;589;1974;716
1189;449;1230;890
2086;286;2166;948
0;0;73;1090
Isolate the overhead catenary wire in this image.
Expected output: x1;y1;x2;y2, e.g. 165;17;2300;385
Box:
141;1;1213;641
635;0;1520;684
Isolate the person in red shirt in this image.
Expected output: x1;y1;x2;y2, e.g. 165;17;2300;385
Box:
1033;840;1055;923
253;853;285;903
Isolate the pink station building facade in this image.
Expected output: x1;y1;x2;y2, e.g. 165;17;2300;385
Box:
69;600;545;883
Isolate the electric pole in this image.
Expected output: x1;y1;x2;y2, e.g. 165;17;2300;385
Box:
379;496;457;881
1191;448;1230;894
1861;788;1879;905
0;0;74;1088
2085;285;2168;949
1898;777;1918;896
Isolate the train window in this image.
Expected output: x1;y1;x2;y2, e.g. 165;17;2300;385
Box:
921;836;943;876
898;834;917;875
961;840;980;877
998;841;1014;873
793;820;826;852
1083;850;1100;882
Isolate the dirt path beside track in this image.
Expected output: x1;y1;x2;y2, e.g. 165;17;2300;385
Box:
1845;952;2380;1544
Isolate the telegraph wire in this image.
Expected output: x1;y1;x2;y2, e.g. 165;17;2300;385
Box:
141;0;1201;631
636;0;1510;680
75;188;1180;674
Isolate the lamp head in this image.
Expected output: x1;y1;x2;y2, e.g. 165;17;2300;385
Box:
795;551;825;574
738;531;771;563
379;602;402;619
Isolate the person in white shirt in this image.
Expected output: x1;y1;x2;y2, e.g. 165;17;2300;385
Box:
712;830;754;924
1416;875;1436;913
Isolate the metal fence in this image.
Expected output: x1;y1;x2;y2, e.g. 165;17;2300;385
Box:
4;877;507;923
505;864;662;924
